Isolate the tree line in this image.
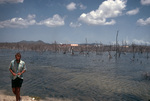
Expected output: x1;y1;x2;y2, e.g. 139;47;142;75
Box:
0;41;150;54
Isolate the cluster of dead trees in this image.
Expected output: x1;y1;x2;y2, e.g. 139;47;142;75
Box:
0;41;150;55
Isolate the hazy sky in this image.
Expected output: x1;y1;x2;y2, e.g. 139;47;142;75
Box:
0;0;150;45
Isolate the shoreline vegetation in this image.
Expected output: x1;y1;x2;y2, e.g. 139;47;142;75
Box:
0;40;149;60
0;40;150;53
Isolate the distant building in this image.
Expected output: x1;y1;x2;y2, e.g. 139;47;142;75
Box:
122;45;129;48
71;44;78;47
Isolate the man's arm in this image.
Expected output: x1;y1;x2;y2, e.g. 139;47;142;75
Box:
9;69;16;76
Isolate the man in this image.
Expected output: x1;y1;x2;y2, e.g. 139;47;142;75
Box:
9;53;26;101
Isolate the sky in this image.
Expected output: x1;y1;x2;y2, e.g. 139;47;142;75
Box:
0;0;150;45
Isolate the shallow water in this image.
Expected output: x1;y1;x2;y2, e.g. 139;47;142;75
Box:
0;49;150;101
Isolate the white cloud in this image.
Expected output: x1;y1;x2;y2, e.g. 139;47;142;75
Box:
66;2;86;11
0;14;36;28
133;39;150;45
0;0;23;4
141;0;150;5
137;17;150;26
0;14;65;28
70;22;82;28
126;8;139;15
66;2;76;11
79;4;87;10
27;14;36;20
38;14;65;27
79;0;126;25
111;39;150;45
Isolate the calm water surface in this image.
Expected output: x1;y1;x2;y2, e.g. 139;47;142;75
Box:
0;49;150;101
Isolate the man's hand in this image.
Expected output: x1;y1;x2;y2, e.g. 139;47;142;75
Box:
18;70;26;76
17;72;22;75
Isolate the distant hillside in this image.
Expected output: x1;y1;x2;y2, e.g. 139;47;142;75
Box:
18;40;46;44
0;40;53;51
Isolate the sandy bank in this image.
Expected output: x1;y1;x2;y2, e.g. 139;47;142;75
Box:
0;94;37;101
0;90;72;101
0;95;72;101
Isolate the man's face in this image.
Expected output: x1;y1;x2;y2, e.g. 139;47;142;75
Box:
15;55;21;63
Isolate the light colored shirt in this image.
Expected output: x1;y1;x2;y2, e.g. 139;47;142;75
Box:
9;59;27;80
